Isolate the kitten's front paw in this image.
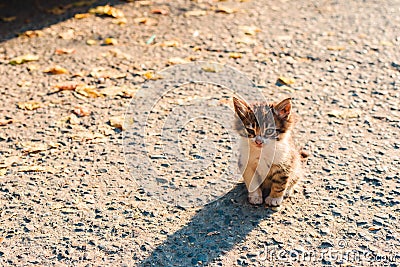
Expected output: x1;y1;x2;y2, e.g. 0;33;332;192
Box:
265;196;284;206
248;190;263;205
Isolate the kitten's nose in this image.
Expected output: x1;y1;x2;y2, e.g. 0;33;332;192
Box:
255;136;263;145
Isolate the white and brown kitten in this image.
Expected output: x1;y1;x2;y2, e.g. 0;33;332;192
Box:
233;97;305;206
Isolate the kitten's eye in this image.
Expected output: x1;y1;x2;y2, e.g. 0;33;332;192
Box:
246;128;255;137
265;129;275;135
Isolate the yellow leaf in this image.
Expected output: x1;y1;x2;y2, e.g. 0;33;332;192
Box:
184;10;207;17
55;48;76;55
17;101;41;110
75;85;102;98
18;166;56;173
1;16;17;22
239;25;260;35
86;39;97;45
327;110;360;119
43;65;69;75
9;54;39;65
160;40;180;47
277;76;295;85
104;37;118;45
89;5;124;18
0;168;6;176
201;64;221;73
74;13;91;19
229;52;242;59
109;116;126;130
22;30;44;38
143;71;163;80
327;46;346;51
215;5;238;14
134;17;158;26
168;57;190;65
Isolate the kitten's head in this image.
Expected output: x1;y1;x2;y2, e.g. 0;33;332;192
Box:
233;97;293;148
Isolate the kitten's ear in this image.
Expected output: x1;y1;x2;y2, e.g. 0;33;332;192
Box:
233;97;252;122
274;98;292;120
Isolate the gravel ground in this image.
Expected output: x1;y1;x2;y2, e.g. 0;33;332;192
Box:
0;0;399;266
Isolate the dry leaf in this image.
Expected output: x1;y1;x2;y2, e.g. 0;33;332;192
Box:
368;226;381;231
239;25;260;35
74;13;91;19
168;57;190;65
143;71;163;80
43;65;69;75
89;5;124;18
151;8;169;15
100;86;137;98
73;106;91;117
75;85;102;98
327;110;360;119
215;6;237;14
22;30;44;38
9;54;39;65
19;142;55;154
1;16;16;22
54;82;80;91
134;17;158;26
229;52;242;59
277;76;295;85
0;237;4;243
55;48;76;55
327;46;346;51
0;119;13;126
86;39;97;45
90;68;126;79
18;166;56;174
235;36;256;45
160;40;180;47
17;101;41;110
104;37;118;45
185;10;207;17
0;168;6;176
201;64;221;73
109;116;126;130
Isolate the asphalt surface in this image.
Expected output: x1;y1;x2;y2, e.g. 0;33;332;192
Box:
0;0;399;266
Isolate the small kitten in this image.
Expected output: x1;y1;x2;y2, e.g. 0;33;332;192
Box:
233;97;305;206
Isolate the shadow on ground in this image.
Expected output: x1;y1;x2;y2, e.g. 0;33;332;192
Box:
0;0;123;42
140;184;273;266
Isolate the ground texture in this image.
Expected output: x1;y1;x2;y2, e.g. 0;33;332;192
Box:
0;0;399;266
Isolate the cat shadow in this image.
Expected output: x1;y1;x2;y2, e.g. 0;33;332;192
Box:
140;183;274;266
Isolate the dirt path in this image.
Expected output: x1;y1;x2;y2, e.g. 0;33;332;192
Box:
0;0;399;266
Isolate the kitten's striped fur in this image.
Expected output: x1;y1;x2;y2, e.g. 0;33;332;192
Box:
233;97;304;206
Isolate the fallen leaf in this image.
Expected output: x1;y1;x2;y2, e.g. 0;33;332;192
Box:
368;226;381;231
0;119;13;126
22;30;44;38
67;114;80;125
277;76;295;85
18;165;56;173
104;37;118;45
229;52;242;59
215;6;238;14
54;82;80;92
73;106;91;117
0;156;20;168
55;48;76;55
380;41;393;46
235;36;257;45
43;65;69;75
74;13;91;19
9;54;39;65
0;168;7;176
185;10;207;17
327;110;360;119
89;5;124;18
86;39;97;45
113;17;127;25
100;86;137;98
75;85;102;98
239;25;260;35
59;29;75;40
90;68;126;79
201;64;221;73
327;46;346;51
17;101;41;110
142;71;163;80
134;17;158;26
19;142;56;154
0;237;4;243
1;16;17;22
159;40;180;47
151;8;169;15
109;116;126;130
168;57;191;65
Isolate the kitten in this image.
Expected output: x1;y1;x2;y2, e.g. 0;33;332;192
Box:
233;97;304;206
